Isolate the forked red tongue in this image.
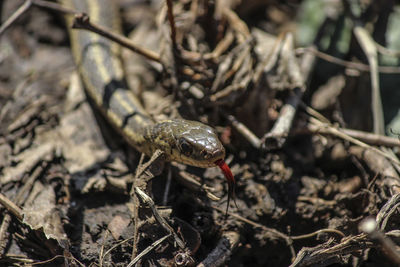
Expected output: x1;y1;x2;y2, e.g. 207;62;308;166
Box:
215;159;237;218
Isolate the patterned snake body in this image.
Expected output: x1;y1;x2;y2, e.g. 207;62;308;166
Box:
63;0;227;168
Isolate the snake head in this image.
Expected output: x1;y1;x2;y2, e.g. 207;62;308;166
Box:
153;119;226;167
151;119;236;217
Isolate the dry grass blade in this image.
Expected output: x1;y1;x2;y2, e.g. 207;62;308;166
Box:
354;27;384;135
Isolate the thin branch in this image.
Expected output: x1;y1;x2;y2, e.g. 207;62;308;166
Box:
309;117;400;166
354;26;384;134
196;231;240;267
297;47;400;74
72;13;160;63
226;114;261;148
301;104;400;147
0;0;32;36
99;236;135;266
290;234;373;267
302;104;400;166
261;35;316;150
0;215;12;257
291;228;345;240
360;218;400;265
303;124;400;147
165;0;178;51
2;0;161;63
212;205;290;242
31;0;76;14
134;187;185;249
173;167;220;201
0;193;23;221
127;234;171;267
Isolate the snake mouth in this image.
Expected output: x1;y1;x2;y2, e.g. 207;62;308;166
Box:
215;159;237;218
193;149;225;167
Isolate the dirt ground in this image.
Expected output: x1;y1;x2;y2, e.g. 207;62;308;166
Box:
1;0;400;266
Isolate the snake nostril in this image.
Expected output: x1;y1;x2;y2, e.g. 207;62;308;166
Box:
201;150;209;158
210;150;218;159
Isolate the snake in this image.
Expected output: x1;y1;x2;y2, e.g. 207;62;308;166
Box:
62;0;235;213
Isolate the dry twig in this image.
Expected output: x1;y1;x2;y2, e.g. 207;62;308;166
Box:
360;218;400;265
261;36;316;150
72;13;160;63
197;231;240;267
354;27;384;134
296;47;400;74
0;0;32;35
0;0;162;63
134;187;186;249
0;193;23;221
127;234;171;267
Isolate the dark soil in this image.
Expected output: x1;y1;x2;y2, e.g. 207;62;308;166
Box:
1;0;400;266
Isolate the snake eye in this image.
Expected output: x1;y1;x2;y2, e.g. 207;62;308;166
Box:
178;138;193;156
